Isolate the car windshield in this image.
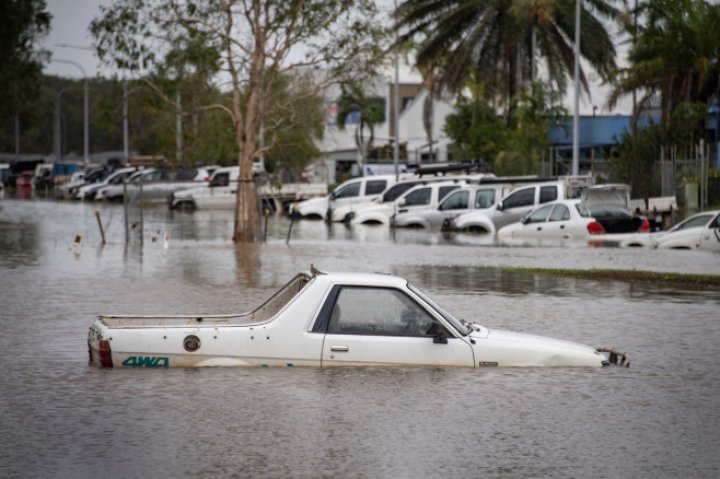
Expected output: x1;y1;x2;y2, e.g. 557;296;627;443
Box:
407;283;472;335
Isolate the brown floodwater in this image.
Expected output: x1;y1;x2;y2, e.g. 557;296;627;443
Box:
1;197;719;478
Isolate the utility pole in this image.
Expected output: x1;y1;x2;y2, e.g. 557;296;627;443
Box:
571;0;581;176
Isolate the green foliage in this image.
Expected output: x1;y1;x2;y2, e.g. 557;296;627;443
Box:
395;0;619;111
444;81;564;175
610;0;720;130
607;123;664;199
0;0;51;121
444;95;505;164
335;83;386;162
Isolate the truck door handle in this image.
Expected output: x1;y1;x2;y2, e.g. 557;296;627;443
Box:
536;226;542;231
560;225;565;229
330;345;349;352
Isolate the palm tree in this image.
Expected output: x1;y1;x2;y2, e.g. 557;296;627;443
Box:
608;0;720;130
395;0;619;115
335;84;386;168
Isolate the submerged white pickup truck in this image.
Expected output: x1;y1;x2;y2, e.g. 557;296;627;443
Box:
88;268;629;369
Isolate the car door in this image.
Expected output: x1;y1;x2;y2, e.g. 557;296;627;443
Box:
317;286;475;367
516;204;554;239
426;189;471;228
496;186;537;229
544;203;574;239
699;213;720;251
397;186;433;215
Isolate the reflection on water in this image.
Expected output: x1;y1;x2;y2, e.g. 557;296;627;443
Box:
1;198;719;477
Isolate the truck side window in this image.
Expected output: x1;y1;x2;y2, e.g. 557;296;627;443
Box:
439;190;469;210
403;187;432;206
365;180;387;195
540;185;558;204
334;182;361;199
503;188;534;208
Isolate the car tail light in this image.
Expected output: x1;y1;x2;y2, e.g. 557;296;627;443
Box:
98;339;113;367
639;219;650;233
586;221;605;235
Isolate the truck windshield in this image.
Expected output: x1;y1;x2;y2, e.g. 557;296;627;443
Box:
407;283;472;335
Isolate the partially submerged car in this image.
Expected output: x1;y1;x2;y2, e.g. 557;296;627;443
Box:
654;210;720;251
350;180;465;226
392;183;508;231
497;199;651;247
443;176;594;234
88;268;629;369
294;175;401;222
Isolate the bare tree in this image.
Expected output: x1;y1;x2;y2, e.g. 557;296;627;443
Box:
92;0;387;242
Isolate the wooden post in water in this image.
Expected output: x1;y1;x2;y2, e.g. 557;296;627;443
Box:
95;209;106;245
123;179;129;243
139;175;144;245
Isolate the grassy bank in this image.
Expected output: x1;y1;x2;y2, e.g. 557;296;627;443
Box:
503;267;720;287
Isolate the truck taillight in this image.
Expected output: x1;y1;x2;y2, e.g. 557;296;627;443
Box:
98;339;113;367
586;221;605;235
639;218;650;233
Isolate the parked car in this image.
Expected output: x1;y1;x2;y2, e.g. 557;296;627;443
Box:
349;179;467;226
294;175;402;222
95;167;210;202
88;268;629;368
58;166;110;199
170;166;326;211
392;183;508;230
654;210;720;251
497;199;652;247
75;167;138;200
14;171;34;190
443;176;594;233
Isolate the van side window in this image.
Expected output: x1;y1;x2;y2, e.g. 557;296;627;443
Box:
503;188;534;208
365;180;387;195
540;185;558;204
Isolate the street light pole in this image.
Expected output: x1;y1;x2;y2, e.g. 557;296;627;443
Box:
572;0;581;176
52;58;89;164
392;0;400;181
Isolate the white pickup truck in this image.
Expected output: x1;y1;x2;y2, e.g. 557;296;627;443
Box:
87;268;628;368
170;166;327;212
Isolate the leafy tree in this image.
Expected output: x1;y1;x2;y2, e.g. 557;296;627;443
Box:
0;0;51;123
92;0;386;242
394;0;619;116
445;80;563;174
444;92;505;164
609;0;720;131
335;83;386;167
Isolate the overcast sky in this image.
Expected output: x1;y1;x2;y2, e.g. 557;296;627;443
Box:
40;0;632;115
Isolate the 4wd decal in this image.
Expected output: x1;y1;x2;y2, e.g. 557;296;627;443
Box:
122;356;170;368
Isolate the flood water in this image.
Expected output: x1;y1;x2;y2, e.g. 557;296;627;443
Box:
1;197;719;478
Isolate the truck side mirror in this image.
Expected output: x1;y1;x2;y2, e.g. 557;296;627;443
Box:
497;201;504;211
